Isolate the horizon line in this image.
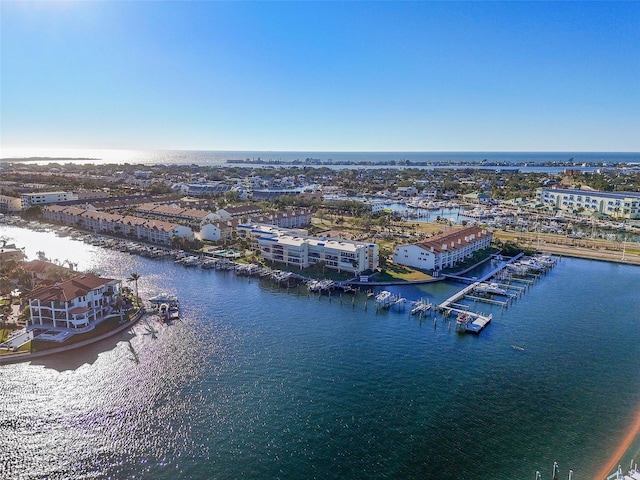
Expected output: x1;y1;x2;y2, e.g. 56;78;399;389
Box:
2;147;639;155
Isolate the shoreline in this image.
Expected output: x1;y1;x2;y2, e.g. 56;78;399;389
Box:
0;224;631;480
518;243;639;266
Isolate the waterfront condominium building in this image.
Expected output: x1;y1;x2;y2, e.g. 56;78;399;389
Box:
251;226;379;274
27;273;121;330
135;203;219;230
536;187;640;219
392;226;492;272
21;191;78;210
42;205;194;245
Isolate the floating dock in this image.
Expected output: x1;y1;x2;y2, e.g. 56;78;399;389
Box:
454;310;493;334
464;313;492;334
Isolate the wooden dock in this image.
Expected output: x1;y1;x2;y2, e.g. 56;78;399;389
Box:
465;295;510;307
438;252;558;335
438;253;523;311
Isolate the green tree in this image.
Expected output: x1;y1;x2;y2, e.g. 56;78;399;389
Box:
224;190;241;204
127;272;141;307
21;206;43;221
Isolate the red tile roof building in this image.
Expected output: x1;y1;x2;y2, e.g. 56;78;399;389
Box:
28;273;122;329
43;206;193;245
392;226;492;272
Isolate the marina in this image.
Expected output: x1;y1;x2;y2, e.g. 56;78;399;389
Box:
1;225;640;480
438;252;558;334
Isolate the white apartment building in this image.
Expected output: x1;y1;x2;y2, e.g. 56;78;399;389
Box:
200;220;237;242
392;226;492;271
368;201;386;213
253;226;379;274
536;187;640;219
21;191;77;210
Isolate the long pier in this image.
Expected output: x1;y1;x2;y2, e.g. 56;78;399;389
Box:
438;252;560;335
439;253;523;311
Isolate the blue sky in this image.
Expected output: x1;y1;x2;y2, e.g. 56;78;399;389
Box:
1;1;639;152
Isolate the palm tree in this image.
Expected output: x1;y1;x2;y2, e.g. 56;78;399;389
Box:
63;259;78;271
127;272;141;307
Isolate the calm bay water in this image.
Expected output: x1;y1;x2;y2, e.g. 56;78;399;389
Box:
1;147;638;168
1;225;640;479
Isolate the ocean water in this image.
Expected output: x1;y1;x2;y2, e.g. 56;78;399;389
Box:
1;225;640;480
1;147;638;167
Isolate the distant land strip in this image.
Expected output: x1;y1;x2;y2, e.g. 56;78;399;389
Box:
227;158;623;167
0;157;100;162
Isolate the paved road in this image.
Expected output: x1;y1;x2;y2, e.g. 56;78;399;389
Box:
493;231;640;265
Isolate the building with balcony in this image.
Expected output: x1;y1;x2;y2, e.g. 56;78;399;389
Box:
27;273;121;330
252;226;379;274
21;191;77;210
42;206;194;245
136;203;218;229
536;187;640;219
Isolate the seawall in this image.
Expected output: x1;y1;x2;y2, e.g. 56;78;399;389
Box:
0;309;145;366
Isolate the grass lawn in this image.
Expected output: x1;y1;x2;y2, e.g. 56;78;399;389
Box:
376;262;433;282
31;311;134;352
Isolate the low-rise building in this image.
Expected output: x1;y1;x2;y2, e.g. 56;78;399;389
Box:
76;190;110;201
216;204;264;221
392;226;492;272
23;260;72;284
200;220;238;242
461;191;493;204
27;273;121;330
536;187;640;219
175;183;231;197
214;206;311;227
42;206;194;245
252;226;379;274
396;186;418;197
0;195;22;214
0;244;25;263
136;203;218;229
21;191;77;210
368;201;386;213
251;189;302;201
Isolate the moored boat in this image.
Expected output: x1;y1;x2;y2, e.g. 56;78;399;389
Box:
506;262;531;275
375;290;393;308
475;282;508;296
148;293;179;321
455;311;472;332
